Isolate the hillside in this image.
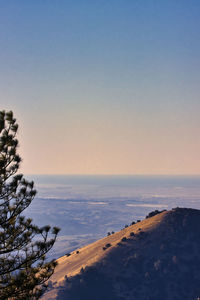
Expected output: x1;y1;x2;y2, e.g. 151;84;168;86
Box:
42;208;200;300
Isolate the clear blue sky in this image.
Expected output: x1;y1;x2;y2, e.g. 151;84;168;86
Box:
1;0;200;174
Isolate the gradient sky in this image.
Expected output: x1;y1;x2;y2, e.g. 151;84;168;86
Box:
1;0;200;175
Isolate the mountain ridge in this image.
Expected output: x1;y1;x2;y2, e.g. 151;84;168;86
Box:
43;207;200;300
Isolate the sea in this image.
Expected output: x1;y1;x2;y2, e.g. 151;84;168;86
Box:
24;175;200;259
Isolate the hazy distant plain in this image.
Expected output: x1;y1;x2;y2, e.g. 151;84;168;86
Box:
25;175;200;259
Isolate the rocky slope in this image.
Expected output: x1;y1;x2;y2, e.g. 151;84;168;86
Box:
43;208;200;300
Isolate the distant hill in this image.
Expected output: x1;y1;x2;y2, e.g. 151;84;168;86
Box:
43;208;200;300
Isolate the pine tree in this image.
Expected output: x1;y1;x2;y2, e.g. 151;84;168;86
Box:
0;110;60;299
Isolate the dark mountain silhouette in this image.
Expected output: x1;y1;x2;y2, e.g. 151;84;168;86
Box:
43;208;200;300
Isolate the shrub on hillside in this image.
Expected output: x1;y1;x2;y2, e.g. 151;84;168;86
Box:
103;243;112;251
146;210;166;219
121;237;127;242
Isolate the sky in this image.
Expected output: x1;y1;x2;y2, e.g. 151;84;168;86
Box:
0;0;200;175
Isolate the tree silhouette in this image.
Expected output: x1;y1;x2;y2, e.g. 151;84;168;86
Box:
0;110;60;299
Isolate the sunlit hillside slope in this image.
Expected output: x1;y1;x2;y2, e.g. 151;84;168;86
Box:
43;208;200;300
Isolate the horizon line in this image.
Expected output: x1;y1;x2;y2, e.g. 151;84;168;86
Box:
23;173;200;177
